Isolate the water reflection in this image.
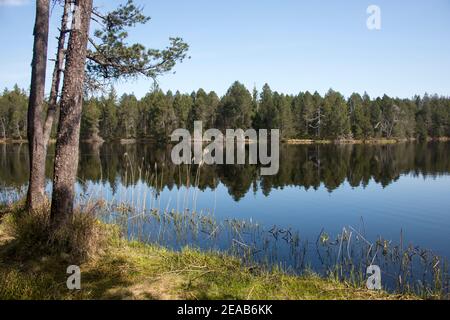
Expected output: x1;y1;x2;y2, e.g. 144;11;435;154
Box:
1;142;450;199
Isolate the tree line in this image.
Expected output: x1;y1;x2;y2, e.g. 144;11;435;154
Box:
2;82;450;142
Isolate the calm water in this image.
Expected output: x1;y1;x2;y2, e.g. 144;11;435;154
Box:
1;142;450;289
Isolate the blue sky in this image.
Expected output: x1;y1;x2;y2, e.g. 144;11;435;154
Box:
0;0;449;98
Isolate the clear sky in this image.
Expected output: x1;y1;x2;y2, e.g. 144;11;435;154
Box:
1;0;450;99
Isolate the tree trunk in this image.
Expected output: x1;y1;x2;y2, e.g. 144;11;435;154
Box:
26;0;50;212
43;0;70;144
26;0;70;212
27;0;71;212
0;117;6;139
51;0;93;226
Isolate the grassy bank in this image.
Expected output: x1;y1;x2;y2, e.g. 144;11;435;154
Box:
1;240;415;300
0;242;415;300
0;205;417;300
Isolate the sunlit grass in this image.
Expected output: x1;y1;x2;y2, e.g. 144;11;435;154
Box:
0;235;412;300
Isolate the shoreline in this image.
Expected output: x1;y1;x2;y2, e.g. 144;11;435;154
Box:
0;139;56;145
283;137;450;145
2;137;450;145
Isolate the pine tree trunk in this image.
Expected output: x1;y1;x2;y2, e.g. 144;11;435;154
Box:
0;118;6;139
26;0;50;211
43;0;70;144
51;0;93;226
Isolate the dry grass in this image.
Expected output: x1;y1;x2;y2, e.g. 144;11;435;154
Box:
0;202;111;263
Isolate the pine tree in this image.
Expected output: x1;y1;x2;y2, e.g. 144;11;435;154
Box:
173;91;193;129
98;88;118;140
291;92;306;138
273;93;294;139
258;84;276;129
206;91;220;129
349;93;371;139
142;89;176;141
117;93;139;138
218;81;253;129
81;97;101;141
322;89;351;139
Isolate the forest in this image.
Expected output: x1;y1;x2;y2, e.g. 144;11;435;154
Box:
1;82;450;142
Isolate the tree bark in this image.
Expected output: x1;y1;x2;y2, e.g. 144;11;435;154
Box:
26;0;50;211
51;0;93;226
27;0;71;212
43;0;71;144
0;117;6;139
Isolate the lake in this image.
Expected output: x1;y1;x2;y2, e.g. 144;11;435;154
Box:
1;141;450;291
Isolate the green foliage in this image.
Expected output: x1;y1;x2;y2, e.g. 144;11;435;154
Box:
349;93;372;139
87;0;189;88
217;81;253;129
0;85;28;140
2;83;450;142
81;98;101;140
141;88;177;141
173;91;193;129
117;93;139;139
258;84;276;129
98;88;119;140
322;89;351;139
188;89;212;130
274;92;295;139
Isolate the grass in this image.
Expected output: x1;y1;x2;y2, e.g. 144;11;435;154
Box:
0;201;111;262
0;204;418;300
